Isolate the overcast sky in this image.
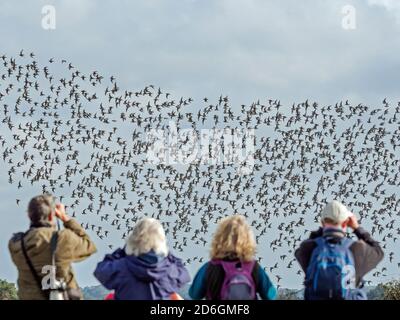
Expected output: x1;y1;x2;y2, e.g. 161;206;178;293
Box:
1;0;400;289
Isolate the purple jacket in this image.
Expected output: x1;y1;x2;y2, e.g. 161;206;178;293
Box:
94;248;190;300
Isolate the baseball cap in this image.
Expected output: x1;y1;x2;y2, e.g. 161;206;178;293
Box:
321;200;353;224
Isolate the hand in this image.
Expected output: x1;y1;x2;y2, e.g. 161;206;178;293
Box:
55;203;70;222
347;214;359;230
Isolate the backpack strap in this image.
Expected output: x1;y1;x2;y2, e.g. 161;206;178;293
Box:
212;259;255;274
340;237;354;249
239;260;256;274
312;236;335;250
313;236;326;247
339;237;356;268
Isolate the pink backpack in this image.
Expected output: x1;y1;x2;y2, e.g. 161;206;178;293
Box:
210;259;256;300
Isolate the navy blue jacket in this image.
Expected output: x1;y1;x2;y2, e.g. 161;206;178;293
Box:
94;248;190;300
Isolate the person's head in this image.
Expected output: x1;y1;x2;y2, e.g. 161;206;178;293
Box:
125;217;168;257
321;200;353;231
27;194;56;227
210;215;256;262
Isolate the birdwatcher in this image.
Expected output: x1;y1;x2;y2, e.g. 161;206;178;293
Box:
8;194;97;300
94;217;190;300
295;200;384;300
189;215;277;300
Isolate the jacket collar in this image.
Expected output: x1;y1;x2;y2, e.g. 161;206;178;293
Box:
137;250;165;264
29;221;54;229
322;227;346;239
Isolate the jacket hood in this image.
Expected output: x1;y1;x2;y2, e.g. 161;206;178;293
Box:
123;251;190;299
124;251;175;282
94;248;190;300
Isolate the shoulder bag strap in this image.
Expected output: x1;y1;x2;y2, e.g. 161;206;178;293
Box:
50;231;58;266
21;232;49;299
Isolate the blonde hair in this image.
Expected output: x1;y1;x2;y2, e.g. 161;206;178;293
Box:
210;215;256;262
125;218;168;257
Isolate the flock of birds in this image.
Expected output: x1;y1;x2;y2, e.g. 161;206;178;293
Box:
1;50;400;287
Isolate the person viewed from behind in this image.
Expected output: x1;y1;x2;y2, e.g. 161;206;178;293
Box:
9;194;97;300
189;215;277;300
94;217;190;300
295;200;384;300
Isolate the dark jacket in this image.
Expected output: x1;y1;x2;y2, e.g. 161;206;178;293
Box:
189;259;277;300
295;227;384;286
9;219;97;300
94;248;190;300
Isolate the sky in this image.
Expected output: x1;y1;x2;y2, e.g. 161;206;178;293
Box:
1;0;400;289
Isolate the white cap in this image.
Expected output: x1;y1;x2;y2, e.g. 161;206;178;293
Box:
321;200;353;224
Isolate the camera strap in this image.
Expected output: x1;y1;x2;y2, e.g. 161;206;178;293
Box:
20;231;58;300
21;232;49;299
50;231;58;267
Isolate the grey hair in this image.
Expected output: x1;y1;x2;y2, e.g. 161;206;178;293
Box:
27;194;55;226
125;218;168;257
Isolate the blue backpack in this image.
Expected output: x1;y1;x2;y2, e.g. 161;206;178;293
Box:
304;236;366;300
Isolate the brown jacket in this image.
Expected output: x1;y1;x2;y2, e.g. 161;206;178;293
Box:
8;219;97;300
